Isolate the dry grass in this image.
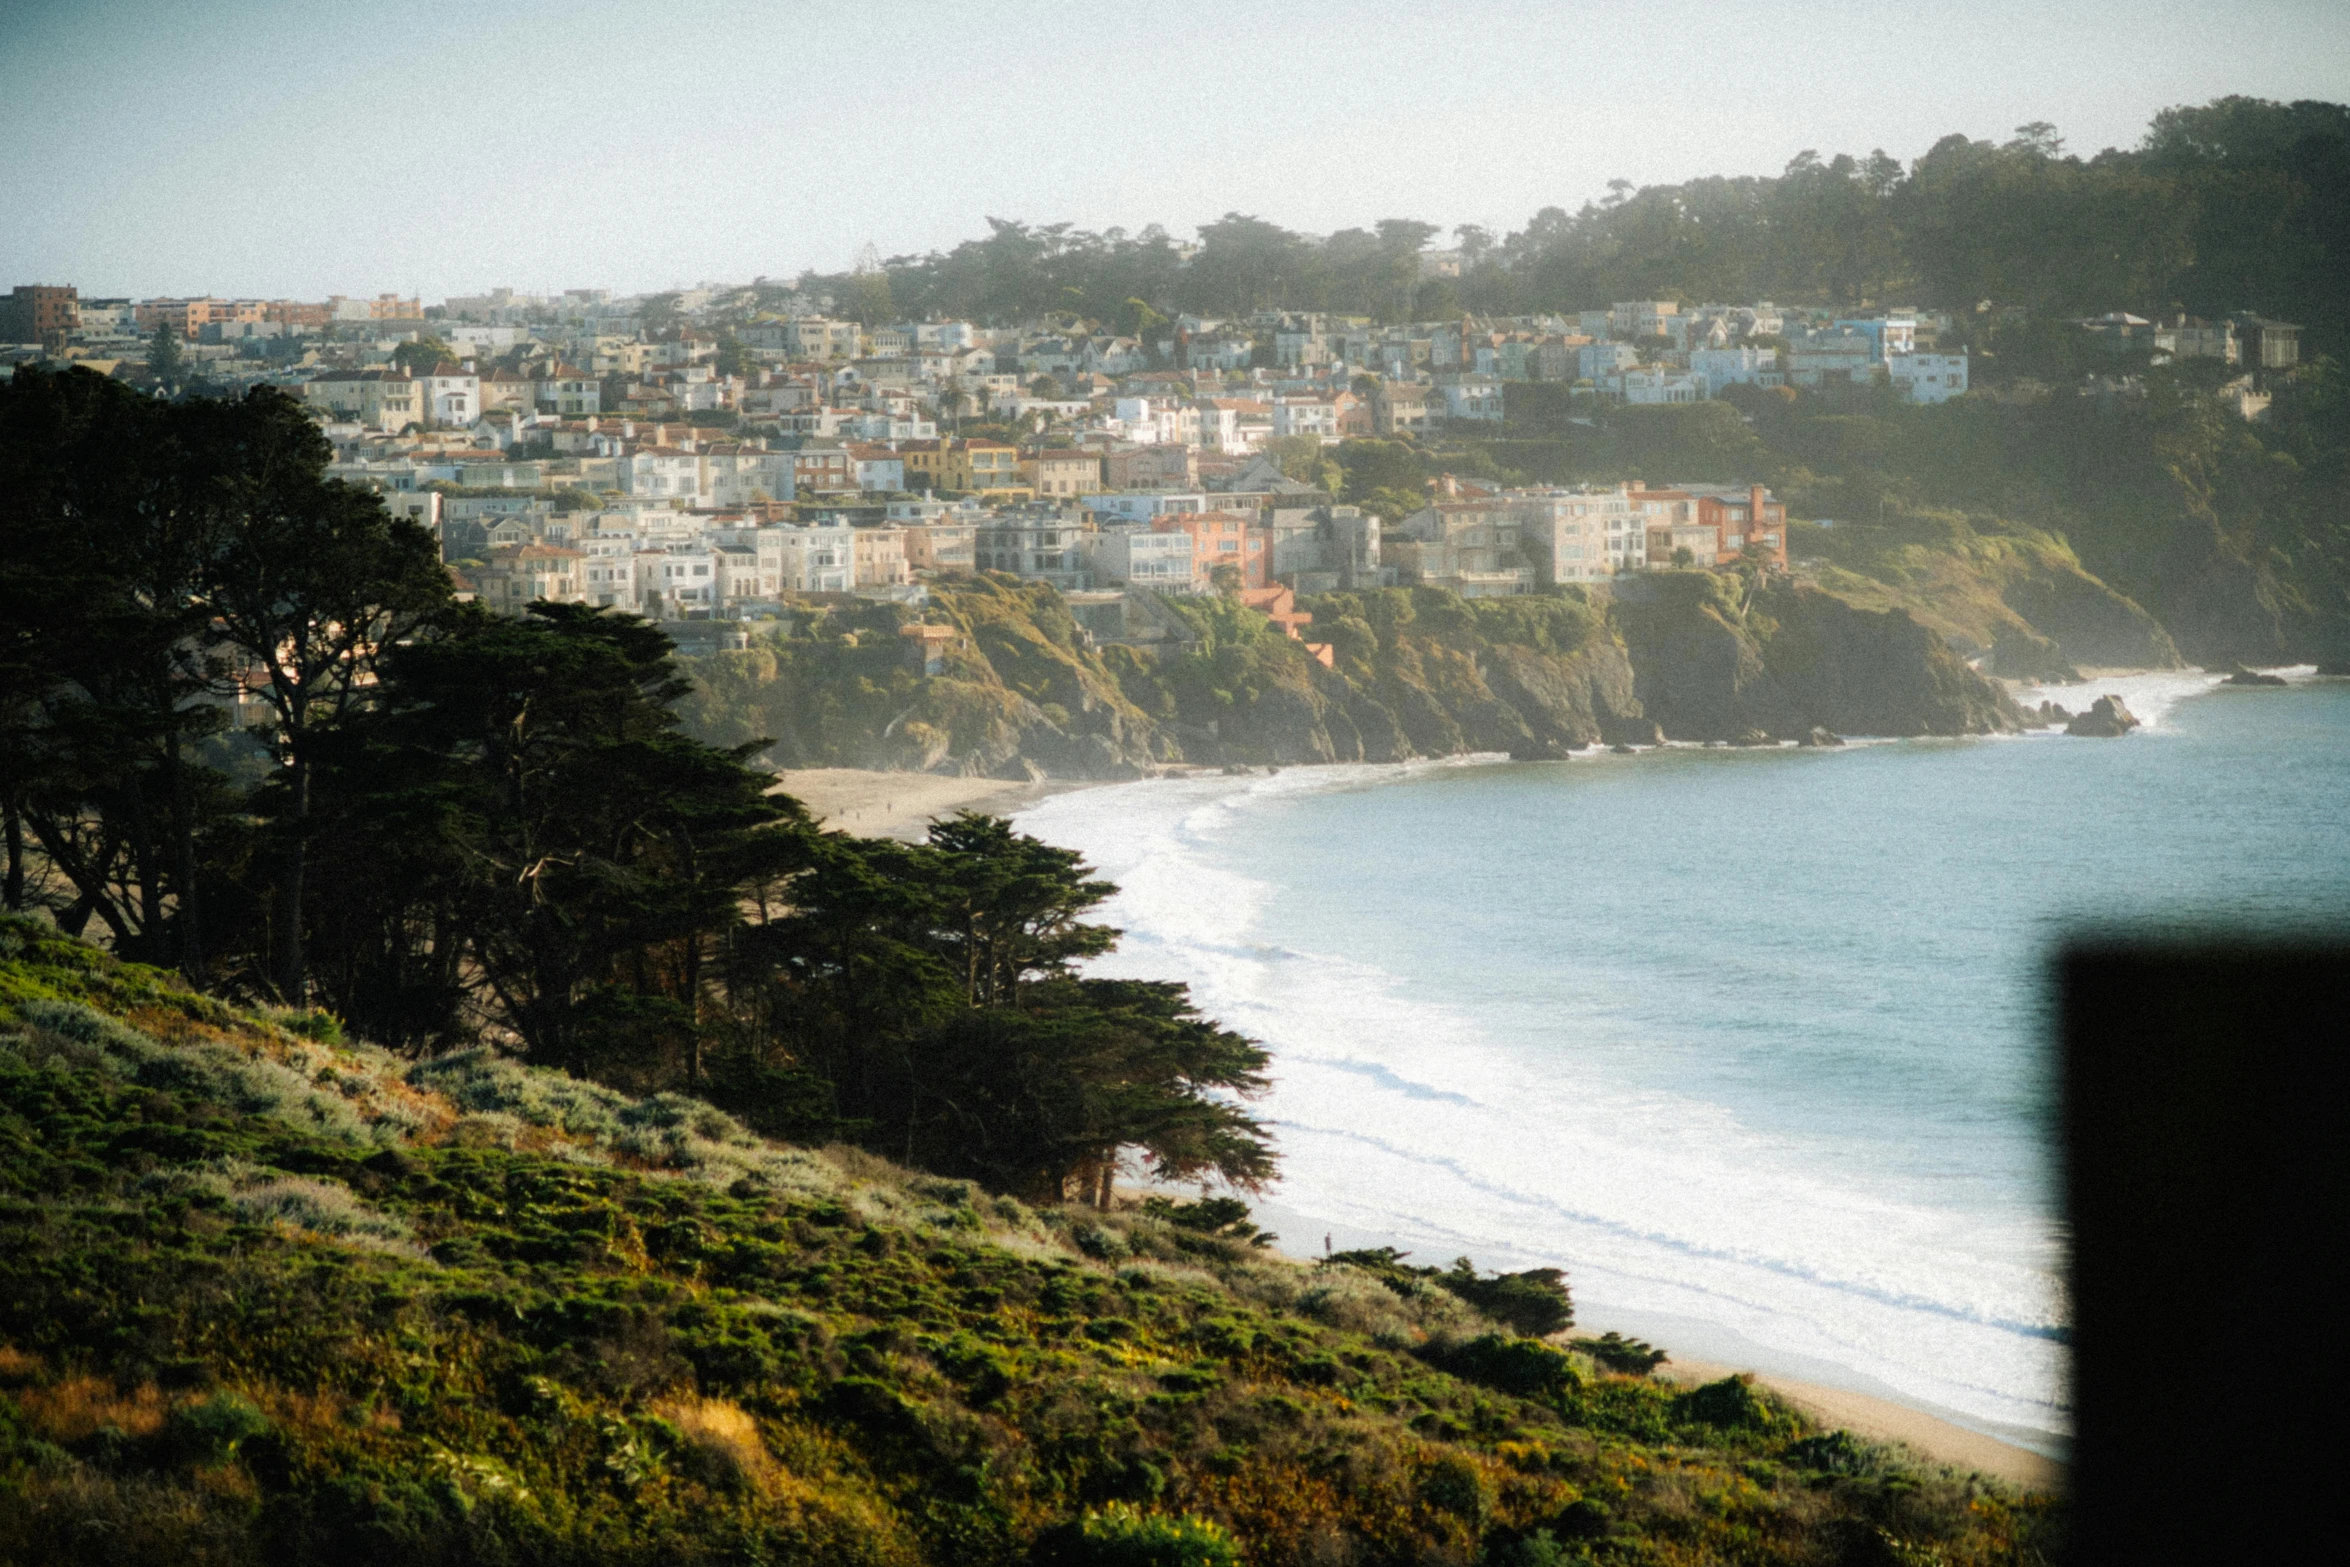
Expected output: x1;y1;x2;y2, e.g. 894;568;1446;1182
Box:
16;1376;170;1442
656;1396;774;1491
0;1346;42;1386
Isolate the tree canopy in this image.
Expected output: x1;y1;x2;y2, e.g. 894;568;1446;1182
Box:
798;97;2347;357
0;368;1276;1204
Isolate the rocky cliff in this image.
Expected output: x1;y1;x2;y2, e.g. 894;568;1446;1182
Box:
1794;526;2180;681
1613;573;2024;741
682;571;2029;777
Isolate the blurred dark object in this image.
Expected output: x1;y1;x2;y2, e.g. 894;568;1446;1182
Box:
2063;942;2350;1565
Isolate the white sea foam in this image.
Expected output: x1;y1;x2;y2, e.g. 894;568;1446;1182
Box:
2010;668;2237;730
1020;766;2075;1438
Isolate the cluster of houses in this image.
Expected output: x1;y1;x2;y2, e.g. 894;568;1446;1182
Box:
2;276;1841;628
24;273;2206;641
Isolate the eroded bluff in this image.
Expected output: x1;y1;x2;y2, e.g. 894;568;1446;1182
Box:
682;574;2026;779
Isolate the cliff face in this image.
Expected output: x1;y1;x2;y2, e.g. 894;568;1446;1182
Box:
679;580;1166;780
682;574;2028;779
1761;582;2027;736
1120;589;1651;766
1795;527;2180;682
1613;574;2024;741
1197;634;1645;765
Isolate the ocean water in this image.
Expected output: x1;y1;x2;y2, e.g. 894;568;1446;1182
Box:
1015;671;2350;1450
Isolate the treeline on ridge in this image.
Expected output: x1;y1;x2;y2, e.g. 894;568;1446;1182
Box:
777;97;2348;356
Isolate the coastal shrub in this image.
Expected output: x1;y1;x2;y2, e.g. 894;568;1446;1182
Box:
1293;1272;1419;1338
1429;1334;1583;1399
227;1175;417;1249
1672;1374;1793;1434
1045;1503;1243;1567
406;1047;633;1137
1419;1452;1494;1522
1574;1332;1669;1377
1784;1429;1884;1477
1488;1527;1577;1566
265;1006;345;1046
12;998;382;1145
164;1393;269;1464
0;925;2064;1566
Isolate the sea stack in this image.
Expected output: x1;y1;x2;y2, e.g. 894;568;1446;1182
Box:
2064;695;2141;737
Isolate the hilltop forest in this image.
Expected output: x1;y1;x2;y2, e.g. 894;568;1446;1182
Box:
786;97;2349;358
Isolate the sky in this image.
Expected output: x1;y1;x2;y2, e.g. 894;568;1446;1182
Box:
4;0;2347;303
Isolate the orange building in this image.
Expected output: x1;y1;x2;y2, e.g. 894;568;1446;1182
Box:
1155;510;1268;588
1239;584;1335;666
1693;485;1787;567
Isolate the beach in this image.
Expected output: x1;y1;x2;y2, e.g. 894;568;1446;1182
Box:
776;761;2072;1492
767;767;1089;840
1648;1353;2062;1489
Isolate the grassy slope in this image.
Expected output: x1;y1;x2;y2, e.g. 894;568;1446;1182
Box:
0;917;2058;1564
1785;519;2180;677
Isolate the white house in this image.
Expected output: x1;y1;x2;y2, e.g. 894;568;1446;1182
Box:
638;548;718;617
1511;488;1638;583
1439;377;1505;422
619;447;705;503
850;448;906;492
535;372;599;416
1088;526;1197;591
1888;352;1969;404
1271;397;1339;441
417;365;480;426
1609;367;1707;405
302;369;423;431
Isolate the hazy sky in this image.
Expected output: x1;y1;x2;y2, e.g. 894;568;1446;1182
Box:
5;0;2346;302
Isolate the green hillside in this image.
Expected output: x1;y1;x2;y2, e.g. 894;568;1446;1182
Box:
0;916;2056;1564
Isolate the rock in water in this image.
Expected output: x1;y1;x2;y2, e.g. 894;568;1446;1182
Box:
2225;669;2287;687
1600;715;1664;747
1798;726;1845;747
2064;695;2141;737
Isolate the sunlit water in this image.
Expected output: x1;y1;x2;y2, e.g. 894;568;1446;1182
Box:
1016;671;2350;1451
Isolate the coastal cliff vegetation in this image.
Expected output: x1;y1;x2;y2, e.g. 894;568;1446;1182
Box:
1486;373;2333;670
0;916;2060;1565
680;569;2032;778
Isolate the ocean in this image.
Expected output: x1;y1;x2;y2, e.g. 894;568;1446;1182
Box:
1014;670;2350;1454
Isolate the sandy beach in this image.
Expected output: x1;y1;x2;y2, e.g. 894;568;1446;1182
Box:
1648;1352;2062;1490
767;766;1093;840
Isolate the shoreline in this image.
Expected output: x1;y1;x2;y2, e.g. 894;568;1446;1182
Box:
1643;1347;2063;1491
774;754;2100;1489
767;767;1100;840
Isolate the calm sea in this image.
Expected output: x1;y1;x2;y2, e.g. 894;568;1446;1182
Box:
1015;671;2350;1451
